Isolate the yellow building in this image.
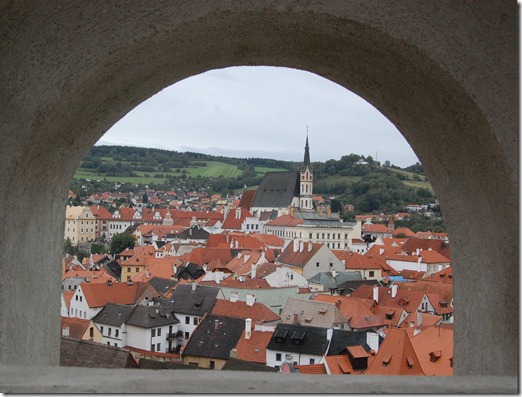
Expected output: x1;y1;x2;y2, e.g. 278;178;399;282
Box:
64;206;97;245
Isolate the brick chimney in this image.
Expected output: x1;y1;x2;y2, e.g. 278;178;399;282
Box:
391;284;398;298
246;294;255;306
373;286;379;302
293;313;299;324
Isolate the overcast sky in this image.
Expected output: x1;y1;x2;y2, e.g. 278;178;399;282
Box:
98;66;419;168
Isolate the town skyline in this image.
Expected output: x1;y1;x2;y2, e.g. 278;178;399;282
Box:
99;66;420;168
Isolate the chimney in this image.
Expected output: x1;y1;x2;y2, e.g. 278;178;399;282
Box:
106;280;113;286
251;264;257;279
379;248;384;255
191;282;197;291
236;207;241;219
335;300;341;308
416;248;421;256
246;294;255;306
299;241;304;252
62;326;70;337
391;284;398;298
308;242;312;252
126;280;133;286
326;328;333;341
230;291;238;303
366;332;380;353
417;310;423;326
203;264;208;273
372;286;379;302
293;313;299;324
230;348;238;358
145;270;150;279
245;318;252;340
293;239;299;252
214;319;219;330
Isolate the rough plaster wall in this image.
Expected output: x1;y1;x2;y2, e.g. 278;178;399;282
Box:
0;0;517;383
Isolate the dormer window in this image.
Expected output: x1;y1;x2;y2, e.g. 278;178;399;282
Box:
382;353;392;366
274;329;287;343
406;355;415;368
291;330;305;345
429;351;442;362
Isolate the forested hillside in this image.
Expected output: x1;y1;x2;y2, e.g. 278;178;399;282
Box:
72;145;435;214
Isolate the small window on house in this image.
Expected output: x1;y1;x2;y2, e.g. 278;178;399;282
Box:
193;317;198;325
151;329;156;337
108;328;111;336
157;328;161;336
151;344;155;352
209;360;215;369
185;316;190;325
369;271;375;277
185;332;189;339
316;262;320;267
276;353;282;362
100;326;104;333
115;329;119;337
157;343;161;351
309;358;315;365
89;327;94;338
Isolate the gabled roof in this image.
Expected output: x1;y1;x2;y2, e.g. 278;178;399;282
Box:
392;227;416;237
342;252;382;270
168;284;219;316
307;271;362;290
92;303;136;327
312;295;386;330
396;280;453;304
266;323;329;356
60;337;138;368
423;266;453;283
401;238;451;260
265;214;305;227
234;328;274;364
249;233;285;248
222;207;253;230
187;247;233;266
326;329;373;356
281;298;346;328
325;354;356;375
277;241;323;268
364;329;425;375
211;299;280;324
126;301;180;328
251;171;300;208
238;190;257;210
148;277;178;296
60;316;93;339
79;281;150;308
398;311;442;328
410;326;453;376
182;314;244;360
362;223;390;233
350;284;429;314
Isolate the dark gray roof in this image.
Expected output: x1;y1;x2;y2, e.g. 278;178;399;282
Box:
103;260;122;281
339;280;381;296
126;302;180;328
266;323;329;356
177;226;210;240
149;277;178;295
308;271;363;290
182;315;244;360
169;284;219;316
92;303;135;327
326;329;374;356
138;358;204;370
251;172;300;208
222;357;279;372
60;337;137;368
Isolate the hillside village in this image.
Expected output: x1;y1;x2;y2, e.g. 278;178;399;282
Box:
61;140;453;376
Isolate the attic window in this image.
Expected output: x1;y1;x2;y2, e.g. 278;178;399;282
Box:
439;301;448;307
304;316;313;322
406;355;415;368
318;308;328;314
274;329;287;343
429;351;442;362
291;330;305;344
382;353;392;366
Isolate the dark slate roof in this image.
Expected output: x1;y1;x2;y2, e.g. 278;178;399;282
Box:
251;171;300;208
266;323;329;356
126;302;180;328
169;284;219;316
177;226;210;240
182;315;245;360
60;337;138;368
339;280;381;296
326;329;373;356
222;357;279;372
177;264;206;280
92;303;136;327
103;260;122;281
149;277;178;295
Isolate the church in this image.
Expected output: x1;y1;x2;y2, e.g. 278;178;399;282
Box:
246;136;314;217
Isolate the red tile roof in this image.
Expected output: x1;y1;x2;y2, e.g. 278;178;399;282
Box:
211;299;280;323
362;223;390;233
265;214;305;227
364;328;425;375
295;363;327;374
392;227;416;237
410;326;453;376
79;281;149;308
61;316;92;340
277;241;322;269
234;329;274;364
222;208;253;230
325;355;356;375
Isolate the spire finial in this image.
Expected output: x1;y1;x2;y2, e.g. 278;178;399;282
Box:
303;128;311;170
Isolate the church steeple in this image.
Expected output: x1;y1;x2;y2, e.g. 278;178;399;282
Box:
303;134;311;171
299;132;313;211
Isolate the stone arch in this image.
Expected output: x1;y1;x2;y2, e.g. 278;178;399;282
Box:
0;1;516;392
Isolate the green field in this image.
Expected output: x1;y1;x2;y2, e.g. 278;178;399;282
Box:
74;160;287;184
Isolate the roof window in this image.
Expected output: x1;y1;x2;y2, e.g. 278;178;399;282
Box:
382;353;392;366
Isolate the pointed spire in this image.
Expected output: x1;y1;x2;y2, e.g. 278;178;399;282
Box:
303;129;311;170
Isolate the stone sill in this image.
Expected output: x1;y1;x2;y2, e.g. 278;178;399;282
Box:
0;365;517;393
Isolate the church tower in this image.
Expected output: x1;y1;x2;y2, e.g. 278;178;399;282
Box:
299;134;314;211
